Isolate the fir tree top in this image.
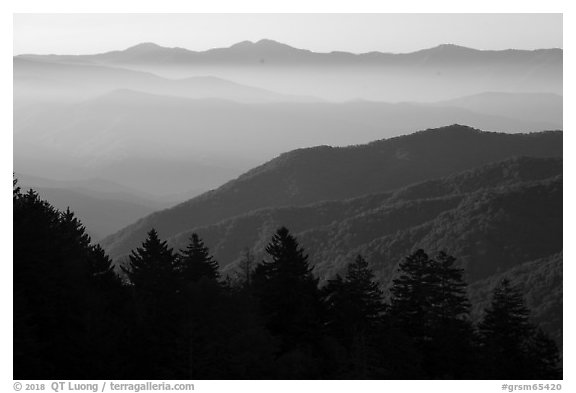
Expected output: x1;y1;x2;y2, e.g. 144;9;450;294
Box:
178;233;220;282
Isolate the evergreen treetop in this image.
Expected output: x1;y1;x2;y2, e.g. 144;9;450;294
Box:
123;228;178;293
479;278;561;379
178;233;220;282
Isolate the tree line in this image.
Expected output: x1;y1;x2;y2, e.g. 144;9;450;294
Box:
13;183;561;379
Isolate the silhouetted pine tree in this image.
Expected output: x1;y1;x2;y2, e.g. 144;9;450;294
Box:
426;251;475;378
322;255;387;377
122;229;182;378
84;244;132;378
389;249;435;339
88;244;123;288
14;189;79;378
388;249;474;378
324;255;385;338
252;227;324;377
123;228;178;295
173;240;277;379
479;279;561;379
14;174;561;381
347;255;386;318
14;185;126;379
177;233;220;283
432;252;470;322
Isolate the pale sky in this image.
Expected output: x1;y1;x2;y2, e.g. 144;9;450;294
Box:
14;13;562;55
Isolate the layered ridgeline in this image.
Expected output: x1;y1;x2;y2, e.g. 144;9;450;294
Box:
169;156;562;280
101;125;562;260
15;89;559;174
17;41;562;101
14;173;175;242
13;185;158;242
14;43;562;200
14;56;316;104
166;156;562;347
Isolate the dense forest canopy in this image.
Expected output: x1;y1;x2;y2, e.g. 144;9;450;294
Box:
13;179;561;379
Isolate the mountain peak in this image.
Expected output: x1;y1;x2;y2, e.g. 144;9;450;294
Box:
426;44;477;53
100;127;562;261
229;39;299;51
254;39;285;46
125;42;165;52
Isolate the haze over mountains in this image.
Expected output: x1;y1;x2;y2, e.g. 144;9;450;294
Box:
97;125;562;347
101;125;562;259
18;40;562;101
14;56;316;104
14;36;563;356
15;173;170;241
14;89;560;178
14;40;562;241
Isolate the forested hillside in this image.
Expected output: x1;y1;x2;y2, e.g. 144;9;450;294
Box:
14;181;561;379
101;126;562;259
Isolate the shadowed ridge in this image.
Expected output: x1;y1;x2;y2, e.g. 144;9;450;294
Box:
163;155;562;273
99;125;562;260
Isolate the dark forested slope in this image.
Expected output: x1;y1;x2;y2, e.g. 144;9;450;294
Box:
160;156;561;280
101;126;562;259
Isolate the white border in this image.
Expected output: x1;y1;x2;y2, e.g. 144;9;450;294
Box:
3;2;571;391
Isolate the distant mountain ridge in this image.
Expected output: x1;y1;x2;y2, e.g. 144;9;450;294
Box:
100;125;562;260
14;57;316;104
21;185;159;241
14;38;563;356
433;92;562;126
14;173;205;240
15;89;559;171
17;40;563;66
17;40;562;102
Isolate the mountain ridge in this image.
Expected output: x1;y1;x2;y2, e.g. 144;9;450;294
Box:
17;40;563;59
100;126;562;260
159;156;562;277
14;57;317;104
16;40;562;102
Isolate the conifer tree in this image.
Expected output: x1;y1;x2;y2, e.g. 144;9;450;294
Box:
322;255;387;377
346;255;386;323
177;233;220;283
123;229;178;297
252;227;324;357
388;249;474;378
122;229;182;378
389;249;435;339
324;255;385;338
479;279;561;379
480;279;532;345
14;186;126;379
427;251;475;378
88;244;123;288
432;251;470;322
389;250;471;336
257;227;315;281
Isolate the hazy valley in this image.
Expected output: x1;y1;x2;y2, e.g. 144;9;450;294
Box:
14;28;563;380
